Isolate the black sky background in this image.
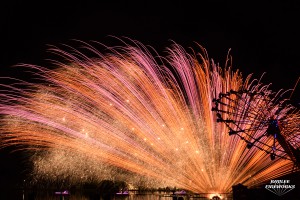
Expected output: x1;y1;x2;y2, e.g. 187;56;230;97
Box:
0;0;300;191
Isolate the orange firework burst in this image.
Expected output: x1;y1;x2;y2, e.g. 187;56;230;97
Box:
0;40;299;193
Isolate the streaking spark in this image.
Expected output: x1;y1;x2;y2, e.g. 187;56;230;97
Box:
0;40;299;193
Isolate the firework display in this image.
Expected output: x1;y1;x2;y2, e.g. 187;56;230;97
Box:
0;41;299;193
212;88;300;166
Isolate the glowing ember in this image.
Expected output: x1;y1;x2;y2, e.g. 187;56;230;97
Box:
0;41;299;193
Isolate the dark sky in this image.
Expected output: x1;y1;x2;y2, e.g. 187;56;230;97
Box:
0;0;300;189
1;1;300;90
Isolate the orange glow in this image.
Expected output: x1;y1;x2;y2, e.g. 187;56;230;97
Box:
0;41;299;193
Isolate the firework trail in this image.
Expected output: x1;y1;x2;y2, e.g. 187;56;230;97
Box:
0;40;299;193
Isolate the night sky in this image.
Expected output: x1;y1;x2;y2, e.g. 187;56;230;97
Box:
0;0;300;191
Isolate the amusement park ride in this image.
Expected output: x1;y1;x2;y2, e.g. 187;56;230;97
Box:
212;89;300;169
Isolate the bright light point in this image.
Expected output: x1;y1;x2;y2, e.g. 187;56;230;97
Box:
144;138;147;141
175;148;178;151
180;127;184;130
85;133;88;137
62;117;66;122
157;137;160;140
162;124;165;127
131;128;135;131
126;99;129;103
201;169;204;172
196;150;199;154
209;193;223;199
151;143;153;146
109;103;112;106
185;141;189;144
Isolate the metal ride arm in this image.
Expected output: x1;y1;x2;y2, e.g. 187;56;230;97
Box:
212;89;300;169
275;132;300;168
